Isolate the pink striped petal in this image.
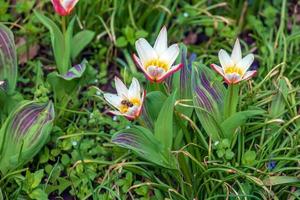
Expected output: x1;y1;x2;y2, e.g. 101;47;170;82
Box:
242;70;257;81
51;0;68;16
156;63;183;83
132;54;155;82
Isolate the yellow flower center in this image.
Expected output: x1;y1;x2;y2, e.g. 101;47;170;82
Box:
224;66;244;76
145;59;169;71
119;98;141;113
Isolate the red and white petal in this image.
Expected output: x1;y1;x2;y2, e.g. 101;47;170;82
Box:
154;26;168;55
218;49;233;70
51;0;68;16
108;110;122;117
210;64;232;83
160;44;179;67
242;70;257;81
231;39;242;64
114;77;128;98
225;73;242;84
210;64;225;77
61;0;79;12
135;38;157;65
237;54;254;72
135;90;146;117
156;63;183;83
132;54;155;81
104;93;122;109
108;110;136;120
128;77;141;100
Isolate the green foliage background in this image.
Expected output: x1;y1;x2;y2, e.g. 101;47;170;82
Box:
0;0;299;199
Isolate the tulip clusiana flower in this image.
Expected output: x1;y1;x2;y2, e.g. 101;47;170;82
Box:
211;39;256;84
51;0;79;16
104;77;145;120
133;26;183;83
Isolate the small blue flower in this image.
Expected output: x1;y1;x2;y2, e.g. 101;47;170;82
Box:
267;160;276;170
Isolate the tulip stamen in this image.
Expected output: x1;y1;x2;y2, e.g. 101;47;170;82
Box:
145;59;169;71
119;99;141;114
224;66;243;76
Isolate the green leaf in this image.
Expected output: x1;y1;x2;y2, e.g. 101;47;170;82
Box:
32;169;44;189
0;23;17;94
0;101;55;174
263;176;300;186
154;91;177;149
221;110;265;140
112;126;177;169
144;91;167;122
71;30;95;60
34;11;65;74
116;36;128;47
270;78;288;118
29;188;48;200
242;150;256;166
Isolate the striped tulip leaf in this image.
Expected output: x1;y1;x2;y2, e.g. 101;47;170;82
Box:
58;60;87;80
112;126;177;169
0;23;17;94
192;64;226;141
0;101;55;174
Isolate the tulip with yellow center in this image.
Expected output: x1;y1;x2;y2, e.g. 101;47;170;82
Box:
104;77;145;120
133;26;183;83
51;0;79;16
211;39;256;84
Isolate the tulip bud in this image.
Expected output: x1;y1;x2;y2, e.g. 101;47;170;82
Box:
51;0;79;16
0;23;17;94
0;101;55;174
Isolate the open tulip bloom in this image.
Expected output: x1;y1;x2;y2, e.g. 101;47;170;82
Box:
51;0;79;16
104;77;145;120
133;26;183;83
211;39;256;84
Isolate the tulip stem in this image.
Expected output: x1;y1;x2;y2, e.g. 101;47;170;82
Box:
224;84;239;119
61;16;66;35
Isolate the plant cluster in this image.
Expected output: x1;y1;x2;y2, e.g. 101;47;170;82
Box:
0;0;299;199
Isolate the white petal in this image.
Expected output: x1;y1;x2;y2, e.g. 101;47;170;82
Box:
218;49;233;70
104;93;122;109
128;77;141;100
135;38;157;65
61;0;79;11
231;39;242;64
237;54;254;72
159;44;179;67
114;77;128;98
154;26;168;55
242;70;257;81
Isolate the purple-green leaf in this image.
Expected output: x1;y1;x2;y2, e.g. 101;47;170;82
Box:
58;60;87;80
112;126;177;169
0;101;55;174
0;23;17;94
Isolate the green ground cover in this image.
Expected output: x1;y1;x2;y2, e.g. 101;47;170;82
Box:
0;0;299;199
